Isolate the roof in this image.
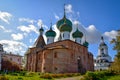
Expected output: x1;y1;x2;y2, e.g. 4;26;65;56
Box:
72;28;83;38
33;35;46;48
59;23;72;32
57;17;72;30
45;29;56;37
45;39;88;49
3;52;23;57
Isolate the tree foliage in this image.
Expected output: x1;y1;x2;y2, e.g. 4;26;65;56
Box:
110;30;120;73
1;57;22;71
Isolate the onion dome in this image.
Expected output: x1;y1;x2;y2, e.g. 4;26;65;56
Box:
56;5;72;29
72;28;83;38
39;26;44;32
59;22;72;32
99;36;107;46
39;25;44;35
45;24;56;37
83;41;89;47
57;17;72;29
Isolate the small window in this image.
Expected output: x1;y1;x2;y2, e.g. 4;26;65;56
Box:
18;59;19;61
43;67;46;70
71;53;74;59
10;58;12;61
68;34;69;37
54;52;57;58
63;34;64;37
54;67;57;70
39;54;41;60
47;38;49;42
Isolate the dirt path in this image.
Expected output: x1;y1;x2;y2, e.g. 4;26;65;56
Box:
55;76;83;80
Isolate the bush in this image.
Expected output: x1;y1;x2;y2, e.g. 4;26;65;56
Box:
10;73;18;76
82;71;115;80
40;73;53;79
85;71;98;80
26;72;36;77
40;73;80;79
18;77;23;80
0;76;9;80
19;71;27;76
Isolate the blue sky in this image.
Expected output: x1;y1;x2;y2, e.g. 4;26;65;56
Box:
0;0;120;60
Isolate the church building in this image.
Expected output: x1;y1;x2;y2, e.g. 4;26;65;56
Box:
94;36;112;70
25;7;94;73
0;44;23;71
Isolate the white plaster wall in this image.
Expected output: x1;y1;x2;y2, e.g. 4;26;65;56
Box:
47;37;55;44
75;38;81;44
61;32;70;40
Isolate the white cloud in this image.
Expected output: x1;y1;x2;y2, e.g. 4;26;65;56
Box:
23;32;28;37
37;19;49;30
104;30;118;40
0;40;27;55
29;39;32;43
73;20;80;26
17;25;39;34
76;12;80;17
72;21;117;44
54;13;60;20
53;24;60;42
11;33;24;40
71;21;102;44
29;38;34;43
85;25;101;44
37;19;43;27
0;25;12;32
0;11;12;24
65;4;73;13
19;18;36;24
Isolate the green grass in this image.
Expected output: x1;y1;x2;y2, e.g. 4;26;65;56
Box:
0;71;53;80
1;74;51;80
81;71;120;80
0;71;120;80
107;74;120;80
6;75;49;80
0;71;81;80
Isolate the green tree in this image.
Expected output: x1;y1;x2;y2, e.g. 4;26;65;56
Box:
110;30;120;73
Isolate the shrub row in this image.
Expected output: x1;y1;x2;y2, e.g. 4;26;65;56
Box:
82;70;114;80
0;76;9;80
40;73;80;79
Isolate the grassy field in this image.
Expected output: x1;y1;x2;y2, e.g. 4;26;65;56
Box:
0;71;120;80
0;71;81;80
107;75;120;80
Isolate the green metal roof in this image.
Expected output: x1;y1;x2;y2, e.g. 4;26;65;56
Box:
39;27;44;32
56;17;72;29
83;41;89;47
72;29;83;38
59;23;72;32
45;28;56;37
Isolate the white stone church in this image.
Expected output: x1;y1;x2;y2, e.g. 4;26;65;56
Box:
94;36;112;70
